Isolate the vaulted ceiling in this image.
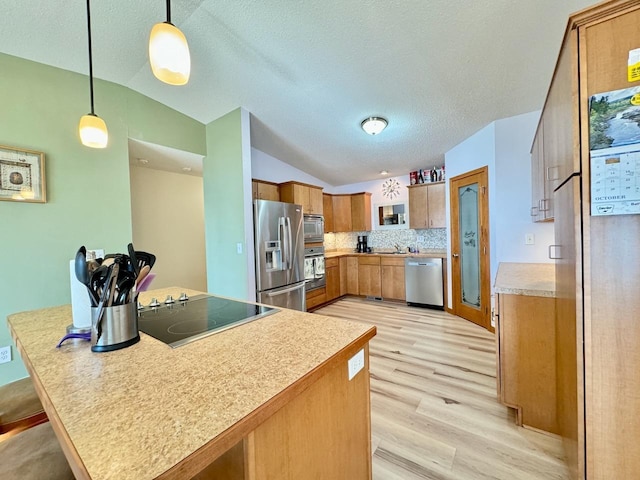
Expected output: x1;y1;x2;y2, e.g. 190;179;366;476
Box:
0;0;598;185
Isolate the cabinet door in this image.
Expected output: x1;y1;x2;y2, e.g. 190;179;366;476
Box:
427;183;446;228
258;182;279;201
308;187;323;215
358;257;381;297
333;196;352;232
339;257;347;296
530;124;544;222
252;181;258;200
351;194;372;231
381;263;405;300
325;265;340;302
323;194;334;232
408;185;428;229
346;257;359;294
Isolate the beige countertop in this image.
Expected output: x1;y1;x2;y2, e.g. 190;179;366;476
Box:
325;249;446;259
8;287;375;480
494;262;556;297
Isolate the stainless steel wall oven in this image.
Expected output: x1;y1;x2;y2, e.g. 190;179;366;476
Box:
304;246;325;292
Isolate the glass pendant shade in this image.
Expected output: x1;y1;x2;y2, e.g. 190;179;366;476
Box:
361;117;388;135
149;22;191;85
79;113;108;149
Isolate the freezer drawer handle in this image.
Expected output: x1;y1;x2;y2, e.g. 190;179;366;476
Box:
266;283;305;297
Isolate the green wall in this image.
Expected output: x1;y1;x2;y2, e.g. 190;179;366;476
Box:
203;109;252;300
0;53;205;386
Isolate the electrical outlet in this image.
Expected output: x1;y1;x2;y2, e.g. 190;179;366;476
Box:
0;345;11;364
348;348;365;380
525;233;535;245
417;235;425;243
236;243;243;254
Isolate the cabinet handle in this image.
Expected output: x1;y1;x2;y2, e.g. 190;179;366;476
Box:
530;206;538;217
539;198;550;212
548;245;561;260
452;253;460;258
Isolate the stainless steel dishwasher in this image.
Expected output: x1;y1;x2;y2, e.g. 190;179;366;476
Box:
405;257;444;309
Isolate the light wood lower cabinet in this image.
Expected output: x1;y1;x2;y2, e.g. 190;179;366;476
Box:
381;257;405;301
496;292;558;434
196;344;373;480
325;257;340;302
306;287;326;310
345;257;359;295
358;257;381;297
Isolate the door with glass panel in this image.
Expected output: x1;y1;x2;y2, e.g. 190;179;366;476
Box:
450;167;491;330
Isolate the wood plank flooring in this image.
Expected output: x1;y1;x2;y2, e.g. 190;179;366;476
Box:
314;297;568;480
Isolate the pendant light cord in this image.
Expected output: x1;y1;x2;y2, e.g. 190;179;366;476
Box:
86;0;95;115
166;0;172;24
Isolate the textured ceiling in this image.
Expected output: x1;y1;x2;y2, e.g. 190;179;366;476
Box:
0;0;598;185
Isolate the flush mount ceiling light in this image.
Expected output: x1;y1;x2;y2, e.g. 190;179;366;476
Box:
149;0;191;86
361;117;388;135
78;0;108;149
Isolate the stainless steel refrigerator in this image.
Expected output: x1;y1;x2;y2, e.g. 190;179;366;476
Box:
254;200;305;311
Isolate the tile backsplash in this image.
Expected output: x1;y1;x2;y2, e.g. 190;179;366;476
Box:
324;228;446;252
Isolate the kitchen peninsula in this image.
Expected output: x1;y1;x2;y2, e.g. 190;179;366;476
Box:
8;287;376;480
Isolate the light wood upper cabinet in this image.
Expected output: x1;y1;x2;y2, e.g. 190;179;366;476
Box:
381;256;405;301
408;182;445;229
323;194;334;233
332;195;353;232
279;181;323;215
252;180;280;201
351;193;372;231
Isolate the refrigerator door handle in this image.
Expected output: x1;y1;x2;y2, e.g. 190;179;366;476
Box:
278;216;286;269
286;216;293;271
265;282;306;297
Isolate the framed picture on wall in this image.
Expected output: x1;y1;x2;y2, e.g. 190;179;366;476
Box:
0;145;46;203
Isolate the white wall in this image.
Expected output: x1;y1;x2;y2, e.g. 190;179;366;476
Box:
445;122;497;308
494;111;555;264
130;166;207;292
444;110;556;309
251;148;333;190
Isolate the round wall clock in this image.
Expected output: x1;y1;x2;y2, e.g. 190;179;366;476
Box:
382;178;401;199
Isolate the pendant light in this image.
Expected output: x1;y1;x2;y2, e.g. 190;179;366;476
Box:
78;0;108;149
149;0;191;85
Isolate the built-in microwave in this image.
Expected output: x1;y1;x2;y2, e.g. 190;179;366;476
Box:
303;214;324;244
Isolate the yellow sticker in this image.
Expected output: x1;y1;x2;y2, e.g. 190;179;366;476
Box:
632;93;640;105
629;48;640;82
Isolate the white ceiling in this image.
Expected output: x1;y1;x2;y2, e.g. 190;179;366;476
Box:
0;0;598;186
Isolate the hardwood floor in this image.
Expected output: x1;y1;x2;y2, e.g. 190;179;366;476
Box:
314;297;568;480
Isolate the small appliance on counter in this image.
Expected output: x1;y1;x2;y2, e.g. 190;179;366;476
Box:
356;235;368;253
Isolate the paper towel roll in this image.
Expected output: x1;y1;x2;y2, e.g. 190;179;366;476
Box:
69;260;91;328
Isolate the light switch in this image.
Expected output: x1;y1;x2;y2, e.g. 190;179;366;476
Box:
525;233;535;245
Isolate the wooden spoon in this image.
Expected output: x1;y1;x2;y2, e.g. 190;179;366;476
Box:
136;265;151;287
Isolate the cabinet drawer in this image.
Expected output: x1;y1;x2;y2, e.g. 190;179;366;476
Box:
325;257;339;268
380;256;404;266
358;256;380;266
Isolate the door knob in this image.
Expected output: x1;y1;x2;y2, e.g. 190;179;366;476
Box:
452;253;460;258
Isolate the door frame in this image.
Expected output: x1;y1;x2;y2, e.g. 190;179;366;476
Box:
449;166;492;332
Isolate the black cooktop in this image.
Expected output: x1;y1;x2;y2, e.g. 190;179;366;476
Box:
138;295;278;348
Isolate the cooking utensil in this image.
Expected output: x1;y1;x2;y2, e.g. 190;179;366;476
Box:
134;251;156;271
75;246;98;306
94;264;114;342
136;273;156;292
135;265;150;286
128;243;139;277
